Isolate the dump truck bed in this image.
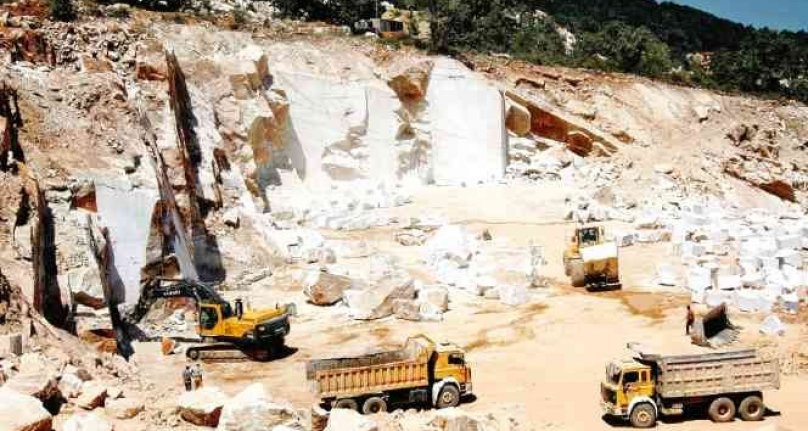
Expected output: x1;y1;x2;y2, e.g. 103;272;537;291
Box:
306;336;434;399
640;350;780;398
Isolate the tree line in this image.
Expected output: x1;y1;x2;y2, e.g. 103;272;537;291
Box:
273;0;808;104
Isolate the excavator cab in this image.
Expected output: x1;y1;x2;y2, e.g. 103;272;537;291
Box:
198;303;229;336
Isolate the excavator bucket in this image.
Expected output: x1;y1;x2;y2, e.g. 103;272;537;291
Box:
691;304;738;348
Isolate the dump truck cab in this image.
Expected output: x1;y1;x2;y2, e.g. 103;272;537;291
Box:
601;359;656;420
432;341;473;400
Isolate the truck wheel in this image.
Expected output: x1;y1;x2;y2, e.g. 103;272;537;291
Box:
362;397;387;414
333;398;358;411
739;396;765;421
563;257;571;276
629;403;657;428
435;385;460;409
569;259;586;288
708;397;736;423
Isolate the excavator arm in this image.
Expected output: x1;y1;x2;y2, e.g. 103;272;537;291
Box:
124;279;229;324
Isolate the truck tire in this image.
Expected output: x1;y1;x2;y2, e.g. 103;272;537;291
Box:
629;403;657;428
739;395;765;421
333;398;358;411
435;385;460;409
708;397;736;423
569;259;586;288
563;257;571;276
362;397;387;414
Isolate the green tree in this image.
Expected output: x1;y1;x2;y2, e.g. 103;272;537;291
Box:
50;0;76;21
577;22;672;77
511;18;566;64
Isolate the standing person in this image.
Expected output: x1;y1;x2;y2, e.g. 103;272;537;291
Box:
192;363;204;389
685;305;695;335
182;365;193;391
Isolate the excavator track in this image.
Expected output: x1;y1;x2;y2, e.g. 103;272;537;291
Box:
185;343;271;362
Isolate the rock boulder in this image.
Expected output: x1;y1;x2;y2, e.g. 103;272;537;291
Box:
505;101;531;137
303;270;353;306
4;373;60;403
177;386;227;427
77;382;107;410
0;388;52;431
324;409;377;431
62;411;113;431
216;383;300;431
343;272;416;320
105;397;145;419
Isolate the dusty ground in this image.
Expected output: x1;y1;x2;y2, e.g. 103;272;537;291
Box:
131;185;808;430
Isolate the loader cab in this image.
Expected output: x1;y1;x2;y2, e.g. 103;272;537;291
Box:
577;226;603;246
601;360;655;415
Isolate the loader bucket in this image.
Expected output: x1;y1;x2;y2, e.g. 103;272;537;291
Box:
691;304;738;347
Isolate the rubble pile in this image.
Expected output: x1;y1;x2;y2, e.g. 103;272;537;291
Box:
609;197;808;314
265;181;411;231
423;225;539;306
327;405;528;431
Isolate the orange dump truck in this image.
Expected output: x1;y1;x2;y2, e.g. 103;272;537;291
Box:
306;335;472;414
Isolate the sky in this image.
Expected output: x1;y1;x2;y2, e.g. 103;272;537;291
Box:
666;0;808;31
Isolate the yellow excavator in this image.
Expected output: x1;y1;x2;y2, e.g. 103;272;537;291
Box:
127;279;295;361
563;225;621;291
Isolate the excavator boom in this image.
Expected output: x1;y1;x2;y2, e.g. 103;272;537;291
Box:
125;279;228;325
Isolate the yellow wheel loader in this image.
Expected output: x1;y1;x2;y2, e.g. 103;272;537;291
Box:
563;225;621;291
127;279;295;361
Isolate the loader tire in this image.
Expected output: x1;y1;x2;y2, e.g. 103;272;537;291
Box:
629;403;657;428
708;397;736;423
739;395;765;421
435;385;460;409
362;396;387;414
569;259;586;288
563;257;571;276
333;398;359;411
